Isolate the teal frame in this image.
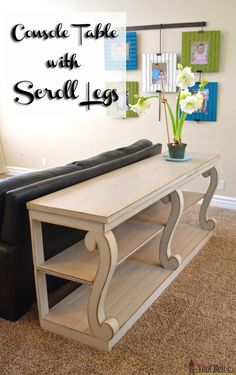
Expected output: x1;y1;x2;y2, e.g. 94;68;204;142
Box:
185;82;218;122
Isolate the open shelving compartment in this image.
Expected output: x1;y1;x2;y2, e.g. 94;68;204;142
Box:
36;190;212;350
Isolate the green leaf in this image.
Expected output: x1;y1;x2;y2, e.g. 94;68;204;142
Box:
144;95;161;100
177;112;188;141
166;101;176;138
175;89;181;137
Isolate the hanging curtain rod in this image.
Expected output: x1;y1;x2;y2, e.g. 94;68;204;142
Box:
127;21;206;31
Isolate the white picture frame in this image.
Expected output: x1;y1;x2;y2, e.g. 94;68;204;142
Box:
142;53;177;93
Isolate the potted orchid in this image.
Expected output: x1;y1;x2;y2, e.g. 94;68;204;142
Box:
130;64;207;159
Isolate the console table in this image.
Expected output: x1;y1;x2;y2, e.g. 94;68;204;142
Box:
27;152;220;350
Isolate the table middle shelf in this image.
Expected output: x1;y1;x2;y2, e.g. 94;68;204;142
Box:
38;219;163;284
37;191;204;284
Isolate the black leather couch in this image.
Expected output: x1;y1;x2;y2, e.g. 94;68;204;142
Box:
0;140;162;321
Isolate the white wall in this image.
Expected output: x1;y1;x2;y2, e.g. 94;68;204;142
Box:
0;0;236;198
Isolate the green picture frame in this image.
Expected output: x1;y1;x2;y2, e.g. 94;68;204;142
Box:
126;81;138;118
181;31;221;72
106;81;139;118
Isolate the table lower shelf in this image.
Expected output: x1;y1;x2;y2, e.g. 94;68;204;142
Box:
41;223;212;350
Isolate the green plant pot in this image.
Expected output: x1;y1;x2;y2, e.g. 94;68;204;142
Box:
168;143;187;159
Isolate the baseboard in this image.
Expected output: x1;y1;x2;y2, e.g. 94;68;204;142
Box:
7;166;40;175
210;194;236;210
0;166;8;174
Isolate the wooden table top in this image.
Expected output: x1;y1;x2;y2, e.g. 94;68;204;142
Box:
27;152;220;223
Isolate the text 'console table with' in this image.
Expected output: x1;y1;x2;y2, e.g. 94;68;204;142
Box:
27;152;220;350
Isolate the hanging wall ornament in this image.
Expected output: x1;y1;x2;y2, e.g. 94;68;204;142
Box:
106;81;139;118
181;30;221;72
104;32;137;71
142;52;177;93
126;32;137;70
184;82;218;122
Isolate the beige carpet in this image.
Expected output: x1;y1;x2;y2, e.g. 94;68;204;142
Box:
0;206;235;375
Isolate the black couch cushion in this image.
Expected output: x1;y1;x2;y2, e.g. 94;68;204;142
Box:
1;142;162;245
0;240;34;321
0;140;152;232
0;164;80;231
0;224;85;321
70;139;153;168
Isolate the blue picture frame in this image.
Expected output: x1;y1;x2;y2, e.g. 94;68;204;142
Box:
126;32;137;70
104;32;137;71
185;82;218;122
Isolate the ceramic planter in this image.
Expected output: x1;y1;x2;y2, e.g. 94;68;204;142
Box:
168;143;187;159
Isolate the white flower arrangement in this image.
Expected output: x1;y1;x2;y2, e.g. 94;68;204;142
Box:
130;64;207;144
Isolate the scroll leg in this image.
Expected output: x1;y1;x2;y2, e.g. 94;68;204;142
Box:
84;231;120;340
199;167;218;231
159;189;184;270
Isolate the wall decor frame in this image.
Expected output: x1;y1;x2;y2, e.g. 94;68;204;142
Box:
185;82;218;122
126;32;137;70
104;32;137;71
104;32;126;71
181;31;221;72
106;81;139;118
142;53;177;93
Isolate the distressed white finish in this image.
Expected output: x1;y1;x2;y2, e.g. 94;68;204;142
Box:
28;152;219;350
142;53;177;93
27;153;220;225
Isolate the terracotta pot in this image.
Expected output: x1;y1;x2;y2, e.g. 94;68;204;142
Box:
168;143;187;159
